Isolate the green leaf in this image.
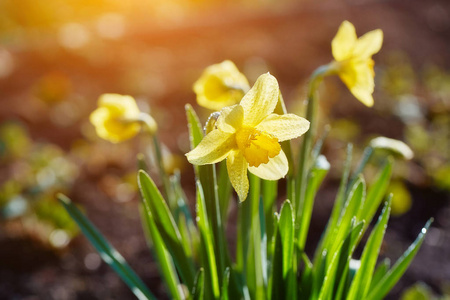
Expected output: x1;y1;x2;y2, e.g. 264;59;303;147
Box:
298;155;329;250
169;171;199;259
170;171;194;223
196;181;220;299
221;268;231;300
348;146;373;189
178;214;194;263
138;171;195;289
259;197;268;286
270;200;294;300
310;125;330;170
279;201;294;288
58;194;156;300
311;249;328;300
312;177;365;299
278;200;297;299
185;104;227;285
347;197;392;300
333;220;365;300
298;251;313;298
317;222;364;300
331;144;353;228
267;211;279;298
185;104;204;149
236;191;251;275
313;144;352;267
327;178;366;265
192;268;205;300
139;203;183;300
366;219;433;300
218;160;232;222
359;159;393;231
262;179;277;244
151;135;174;204
246;174;265;300
369;258;390;291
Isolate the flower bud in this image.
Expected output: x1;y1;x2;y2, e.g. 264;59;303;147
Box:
370;136;414;160
204;111;221;134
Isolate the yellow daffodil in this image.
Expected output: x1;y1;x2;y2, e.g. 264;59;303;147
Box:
193;60;250;111
90;93;157;143
187;73;310;201
330;21;383;107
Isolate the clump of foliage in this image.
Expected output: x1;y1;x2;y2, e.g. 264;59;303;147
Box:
59;21;431;299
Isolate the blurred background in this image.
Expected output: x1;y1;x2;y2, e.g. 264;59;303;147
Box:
0;0;449;299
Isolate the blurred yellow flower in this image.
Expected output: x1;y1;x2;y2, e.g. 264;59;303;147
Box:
194;60;250;111
187;73;310;201
388;181;412;216
90;94;157;143
330;21;383;107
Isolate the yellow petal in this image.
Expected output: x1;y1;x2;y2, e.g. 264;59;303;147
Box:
98;93;140;118
240;73;279;126
339;60;375;107
353;29;383;59
194;60;250;111
332;21;357;61
348;85;374;107
216;105;244;133
186;129;235;165
256;113;310;142
248;149;288;180
226;150;249;202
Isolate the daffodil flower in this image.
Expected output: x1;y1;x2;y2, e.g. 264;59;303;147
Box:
90;94;157;143
194;60;250;111
187;73;310;201
330;21;383;107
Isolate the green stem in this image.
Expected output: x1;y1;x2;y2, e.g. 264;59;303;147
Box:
295;64;333;231
275;92;296;202
236;191;251;275
248;173;265;299
347;146;374;192
152;135;172;202
210;164;227;287
137;112;172;202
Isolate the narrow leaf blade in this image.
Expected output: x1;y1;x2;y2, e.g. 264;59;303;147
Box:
192;268;205;300
347;198;392;300
366;219;433;300
139;204;182;300
138;171;195;289
196;181;220;299
58;194;156;300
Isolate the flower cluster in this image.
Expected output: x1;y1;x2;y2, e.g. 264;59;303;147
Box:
187;73;309;200
66;20;432;300
89;21;384;201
